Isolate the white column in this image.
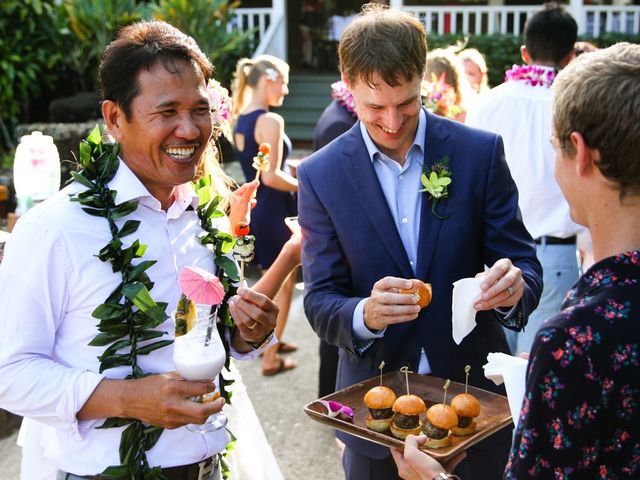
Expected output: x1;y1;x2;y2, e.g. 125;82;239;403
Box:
389;0;403;9
570;0;586;34
488;0;502;35
272;0;284;18
273;0;287;61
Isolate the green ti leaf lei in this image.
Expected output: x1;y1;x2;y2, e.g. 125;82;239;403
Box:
419;157;452;219
69;126;238;479
191;174;239;402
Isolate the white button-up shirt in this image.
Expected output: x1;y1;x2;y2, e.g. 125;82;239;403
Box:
0;161;261;474
466;70;582;239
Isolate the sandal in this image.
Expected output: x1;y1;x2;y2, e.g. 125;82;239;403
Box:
278;342;298;354
262;356;297;376
259;341;298;357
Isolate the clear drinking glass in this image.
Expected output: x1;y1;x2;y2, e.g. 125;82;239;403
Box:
172;304;228;433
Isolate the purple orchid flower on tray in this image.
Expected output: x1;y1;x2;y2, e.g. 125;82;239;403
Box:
319;400;354;422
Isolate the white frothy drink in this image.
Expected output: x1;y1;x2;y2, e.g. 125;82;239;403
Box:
173;322;225;381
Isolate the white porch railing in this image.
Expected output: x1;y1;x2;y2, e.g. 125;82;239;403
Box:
583;5;640;37
230;6;286;60
252;12;286;58
233;3;640;61
227;8;270;50
401;4;640;36
403;5;537;35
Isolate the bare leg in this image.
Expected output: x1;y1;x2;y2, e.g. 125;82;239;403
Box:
261;268;298;373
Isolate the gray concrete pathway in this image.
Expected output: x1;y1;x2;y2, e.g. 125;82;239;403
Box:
0;430;20;479
236;281;344;480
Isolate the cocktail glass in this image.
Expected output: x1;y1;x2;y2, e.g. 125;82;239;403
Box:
172;304;228;433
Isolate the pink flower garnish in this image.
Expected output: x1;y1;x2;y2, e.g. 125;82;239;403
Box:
319;400;353;421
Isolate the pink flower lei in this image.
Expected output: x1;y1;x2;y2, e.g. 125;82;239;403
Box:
206;79;232;140
505;64;557;88
331;80;357;117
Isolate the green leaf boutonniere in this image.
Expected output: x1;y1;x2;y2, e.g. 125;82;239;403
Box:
420;157;452;219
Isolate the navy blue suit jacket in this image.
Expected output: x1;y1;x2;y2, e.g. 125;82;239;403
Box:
298;110;542;458
313;100;357;151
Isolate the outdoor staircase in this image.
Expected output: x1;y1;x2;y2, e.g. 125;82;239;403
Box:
275;73;340;145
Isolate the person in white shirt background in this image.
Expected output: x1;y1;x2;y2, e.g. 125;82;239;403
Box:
465;4;583;355
0;21;280;480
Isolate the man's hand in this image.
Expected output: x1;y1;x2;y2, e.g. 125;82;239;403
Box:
79;374;225;429
474;258;524;311
391;434;466;480
229;287;279;351
363;277;422;331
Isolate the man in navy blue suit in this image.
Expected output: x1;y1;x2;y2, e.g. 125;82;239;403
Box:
313;80;358;398
297;3;542;480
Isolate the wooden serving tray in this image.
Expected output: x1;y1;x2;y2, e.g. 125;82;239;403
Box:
304;371;512;462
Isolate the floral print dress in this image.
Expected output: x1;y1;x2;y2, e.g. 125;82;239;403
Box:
506;251;640;479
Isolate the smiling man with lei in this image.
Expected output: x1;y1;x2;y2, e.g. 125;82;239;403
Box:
297;3;542;480
0;21;279;480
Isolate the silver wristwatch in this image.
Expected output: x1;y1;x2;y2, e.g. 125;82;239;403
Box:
432;474;461;480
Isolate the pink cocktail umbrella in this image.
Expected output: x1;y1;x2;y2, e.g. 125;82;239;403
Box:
178;266;225;305
178;266;226;347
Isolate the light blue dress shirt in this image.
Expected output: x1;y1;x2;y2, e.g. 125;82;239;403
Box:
351;109;432;373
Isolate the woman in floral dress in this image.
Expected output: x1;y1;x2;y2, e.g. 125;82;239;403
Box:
392;42;640;480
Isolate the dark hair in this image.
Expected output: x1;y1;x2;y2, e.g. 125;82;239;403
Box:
99;21;213;120
339;3;426;87
524;4;577;67
553;43;640;199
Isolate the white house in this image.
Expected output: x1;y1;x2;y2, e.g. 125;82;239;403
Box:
233;0;640;62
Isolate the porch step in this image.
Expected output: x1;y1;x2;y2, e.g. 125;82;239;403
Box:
275;73;340;143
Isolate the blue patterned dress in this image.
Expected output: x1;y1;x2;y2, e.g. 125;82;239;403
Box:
506;250;640;479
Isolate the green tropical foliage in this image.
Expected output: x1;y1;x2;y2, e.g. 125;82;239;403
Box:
0;0;66;149
0;0;251;154
62;0;149;92
150;0;252;88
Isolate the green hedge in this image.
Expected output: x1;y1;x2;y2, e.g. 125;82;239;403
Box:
427;33;640;88
0;0;250;153
0;1;67;148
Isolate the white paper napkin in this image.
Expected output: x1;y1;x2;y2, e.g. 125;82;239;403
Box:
483;352;528;428
451;277;482;344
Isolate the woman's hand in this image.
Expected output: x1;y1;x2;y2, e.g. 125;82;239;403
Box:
229;180;259;231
